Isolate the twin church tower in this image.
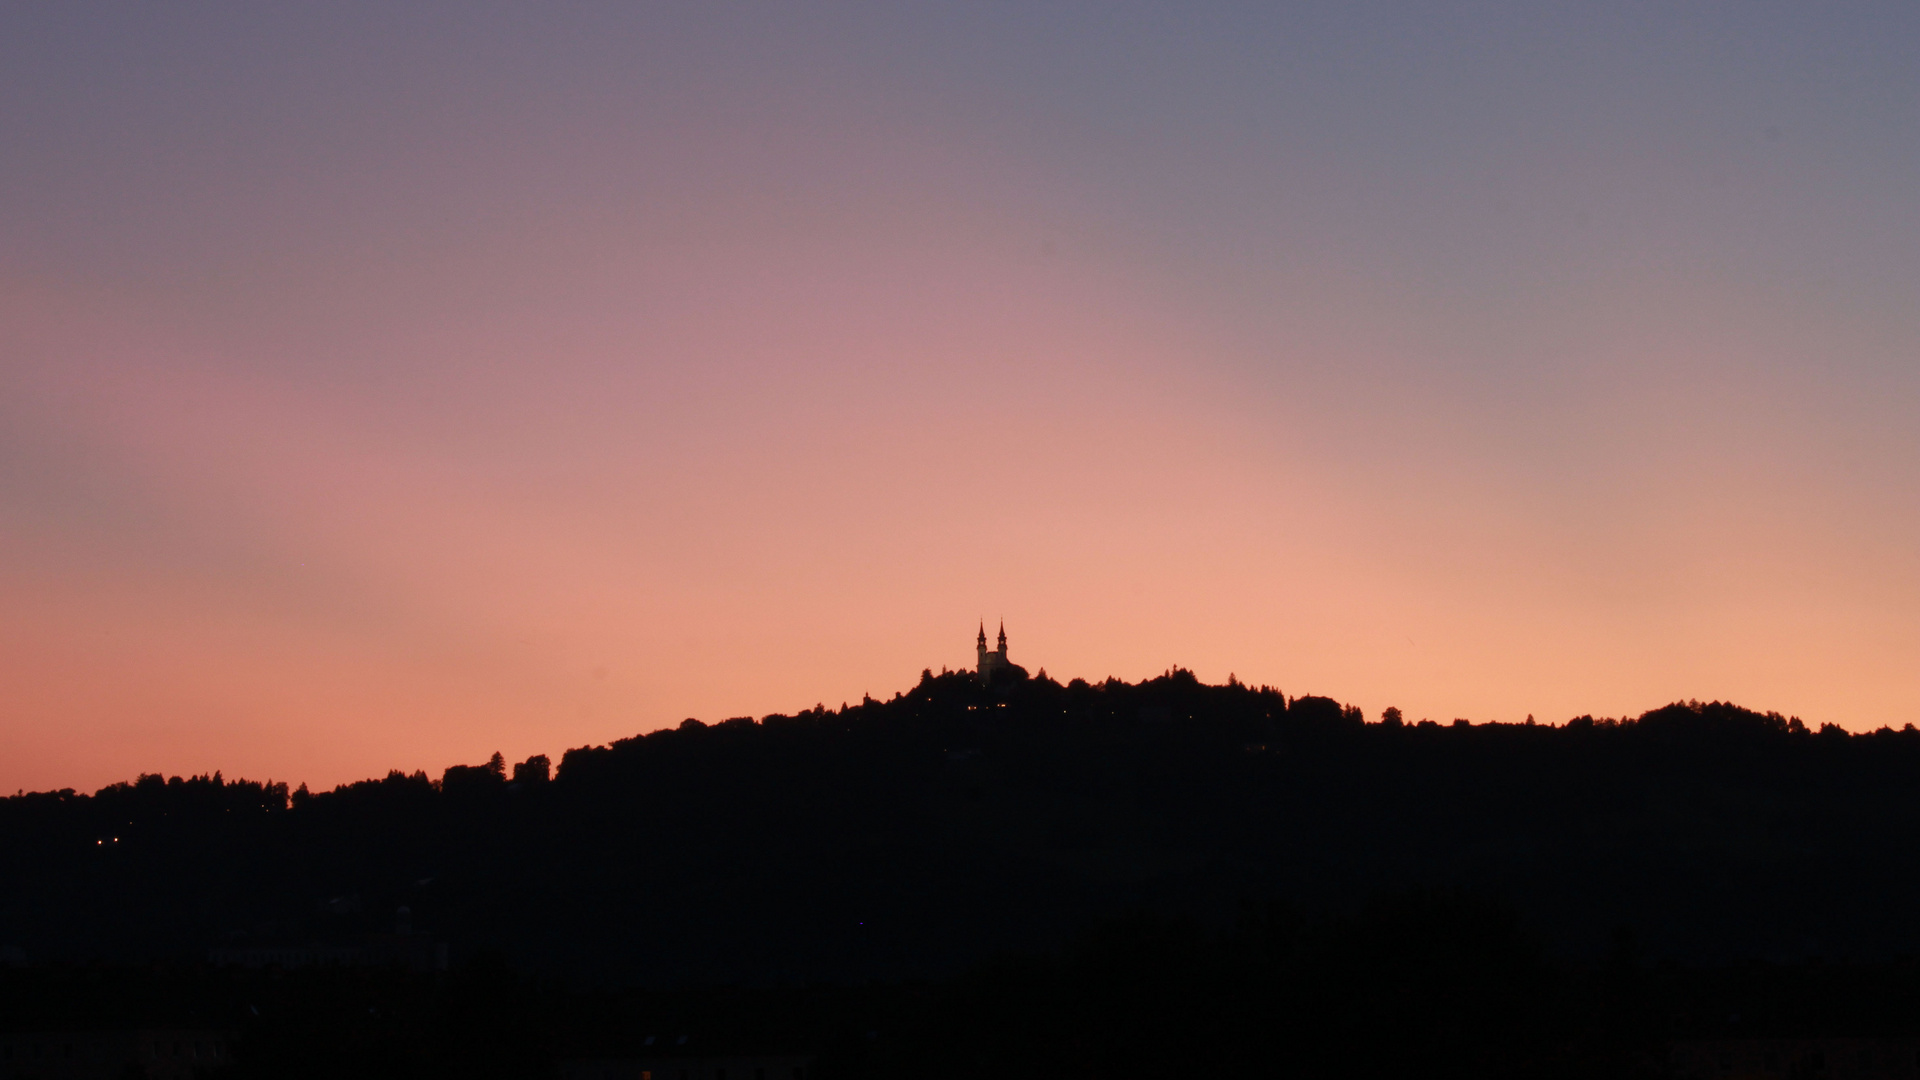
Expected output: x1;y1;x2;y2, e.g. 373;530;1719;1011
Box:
975;621;1028;684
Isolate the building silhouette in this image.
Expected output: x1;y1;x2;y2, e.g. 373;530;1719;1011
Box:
975;621;1025;684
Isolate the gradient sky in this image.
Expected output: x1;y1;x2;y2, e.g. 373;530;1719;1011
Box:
4;3;1918;794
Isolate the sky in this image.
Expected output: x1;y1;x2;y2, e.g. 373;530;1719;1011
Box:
3;2;1918;794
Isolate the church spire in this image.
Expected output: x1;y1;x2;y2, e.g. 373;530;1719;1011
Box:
997;620;1007;651
978;621;988;648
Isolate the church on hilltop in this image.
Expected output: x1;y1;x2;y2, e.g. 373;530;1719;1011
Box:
976;621;1029;685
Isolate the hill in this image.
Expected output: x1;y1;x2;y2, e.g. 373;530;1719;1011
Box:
6;668;1920;983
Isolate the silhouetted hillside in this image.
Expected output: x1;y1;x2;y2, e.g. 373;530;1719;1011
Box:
7;669;1920;983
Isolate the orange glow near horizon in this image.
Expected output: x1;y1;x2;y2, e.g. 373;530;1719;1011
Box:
4;6;1918;794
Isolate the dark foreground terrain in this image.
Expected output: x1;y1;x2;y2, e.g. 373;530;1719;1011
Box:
8;669;1920;1075
9;900;1920;1079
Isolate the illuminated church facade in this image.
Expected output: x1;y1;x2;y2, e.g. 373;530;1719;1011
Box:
976;621;1028;684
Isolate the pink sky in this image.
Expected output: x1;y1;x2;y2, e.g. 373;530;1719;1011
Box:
4;5;1918;793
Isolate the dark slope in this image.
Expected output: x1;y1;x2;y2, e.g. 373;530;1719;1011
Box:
6;669;1920;982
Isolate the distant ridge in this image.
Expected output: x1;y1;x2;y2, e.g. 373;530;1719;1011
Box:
4;667;1916;982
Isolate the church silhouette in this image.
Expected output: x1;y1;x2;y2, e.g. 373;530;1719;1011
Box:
976;621;1028;685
